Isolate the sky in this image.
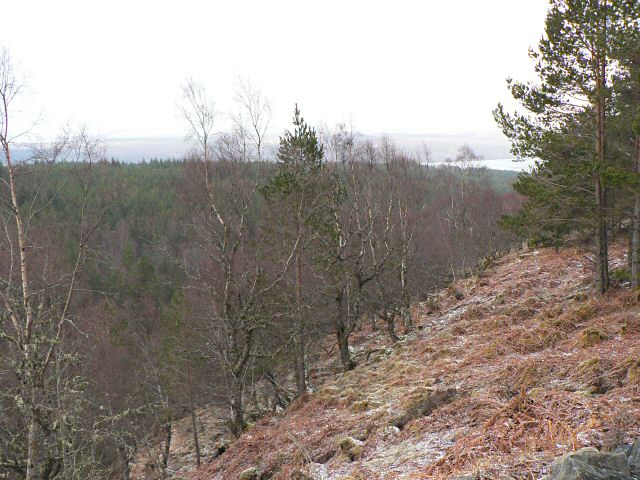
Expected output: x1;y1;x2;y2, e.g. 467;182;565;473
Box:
1;0;550;154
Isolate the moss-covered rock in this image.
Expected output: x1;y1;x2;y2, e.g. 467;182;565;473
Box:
238;466;260;480
351;399;369;412
580;328;607;348
338;436;364;461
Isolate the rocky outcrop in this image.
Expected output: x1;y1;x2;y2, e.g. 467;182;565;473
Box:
390;387;456;429
544;441;640;479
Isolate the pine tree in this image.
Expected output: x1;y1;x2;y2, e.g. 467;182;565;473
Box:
495;0;640;293
261;105;334;394
612;35;640;286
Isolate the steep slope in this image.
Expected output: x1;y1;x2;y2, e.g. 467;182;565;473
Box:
132;406;233;478
188;244;640;479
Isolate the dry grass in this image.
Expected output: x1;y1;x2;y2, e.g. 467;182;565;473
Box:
186;243;640;480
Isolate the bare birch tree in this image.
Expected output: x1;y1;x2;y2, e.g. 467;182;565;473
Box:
180;82;300;434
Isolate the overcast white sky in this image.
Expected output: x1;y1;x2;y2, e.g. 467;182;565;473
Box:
2;0;549;142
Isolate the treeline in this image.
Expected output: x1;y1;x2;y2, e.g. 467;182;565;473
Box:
496;0;640;292
0;53;520;478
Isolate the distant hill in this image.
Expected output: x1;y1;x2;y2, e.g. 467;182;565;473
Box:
6;131;533;170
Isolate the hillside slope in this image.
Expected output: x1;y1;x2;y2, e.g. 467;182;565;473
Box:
188;244;640;480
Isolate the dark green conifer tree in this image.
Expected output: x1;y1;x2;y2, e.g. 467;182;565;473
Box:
261;105;337;393
495;0;640;293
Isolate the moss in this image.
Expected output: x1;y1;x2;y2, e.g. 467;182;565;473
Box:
351;400;370;412
623;290;640;307
340;388;358;405
542;304;564;319
573;302;596;322
424;296;440;312
580;328;607;348
575;357;609;394
573;292;589;302
620;314;640;336
493;293;506;306
578;357;601;370
626;359;640;384
338;437;364;461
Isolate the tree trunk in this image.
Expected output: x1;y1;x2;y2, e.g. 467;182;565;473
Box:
593;53;609;294
25;347;38;480
294;331;306;397
228;329;252;436
386;316;399;343
25;414;37;480
120;445;132;480
265;370;290;409
400;256;412;333
5;126;37;480
594;174;609;294
186;363;201;467
335;292;355;371
381;310;400;342
41;457;61;480
230;379;245;436
632;137;640;289
336;318;355;371
294;257;307;397
123;458;131;480
161;418;172;478
402;306;412;334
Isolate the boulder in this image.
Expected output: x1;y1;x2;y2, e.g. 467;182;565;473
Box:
545;447;631;480
629;438;640;475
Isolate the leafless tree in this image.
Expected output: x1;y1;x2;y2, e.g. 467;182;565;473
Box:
442;145;483;279
180;84;300;434
233;78;272;162
0;48;111;479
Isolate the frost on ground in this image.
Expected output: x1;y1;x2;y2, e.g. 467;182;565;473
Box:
184;244;640;479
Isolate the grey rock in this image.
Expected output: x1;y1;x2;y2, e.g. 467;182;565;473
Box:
629;438;640;475
546;447;631;480
614;444;632;457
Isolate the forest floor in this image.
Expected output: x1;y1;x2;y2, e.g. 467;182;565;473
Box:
178;243;640;479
